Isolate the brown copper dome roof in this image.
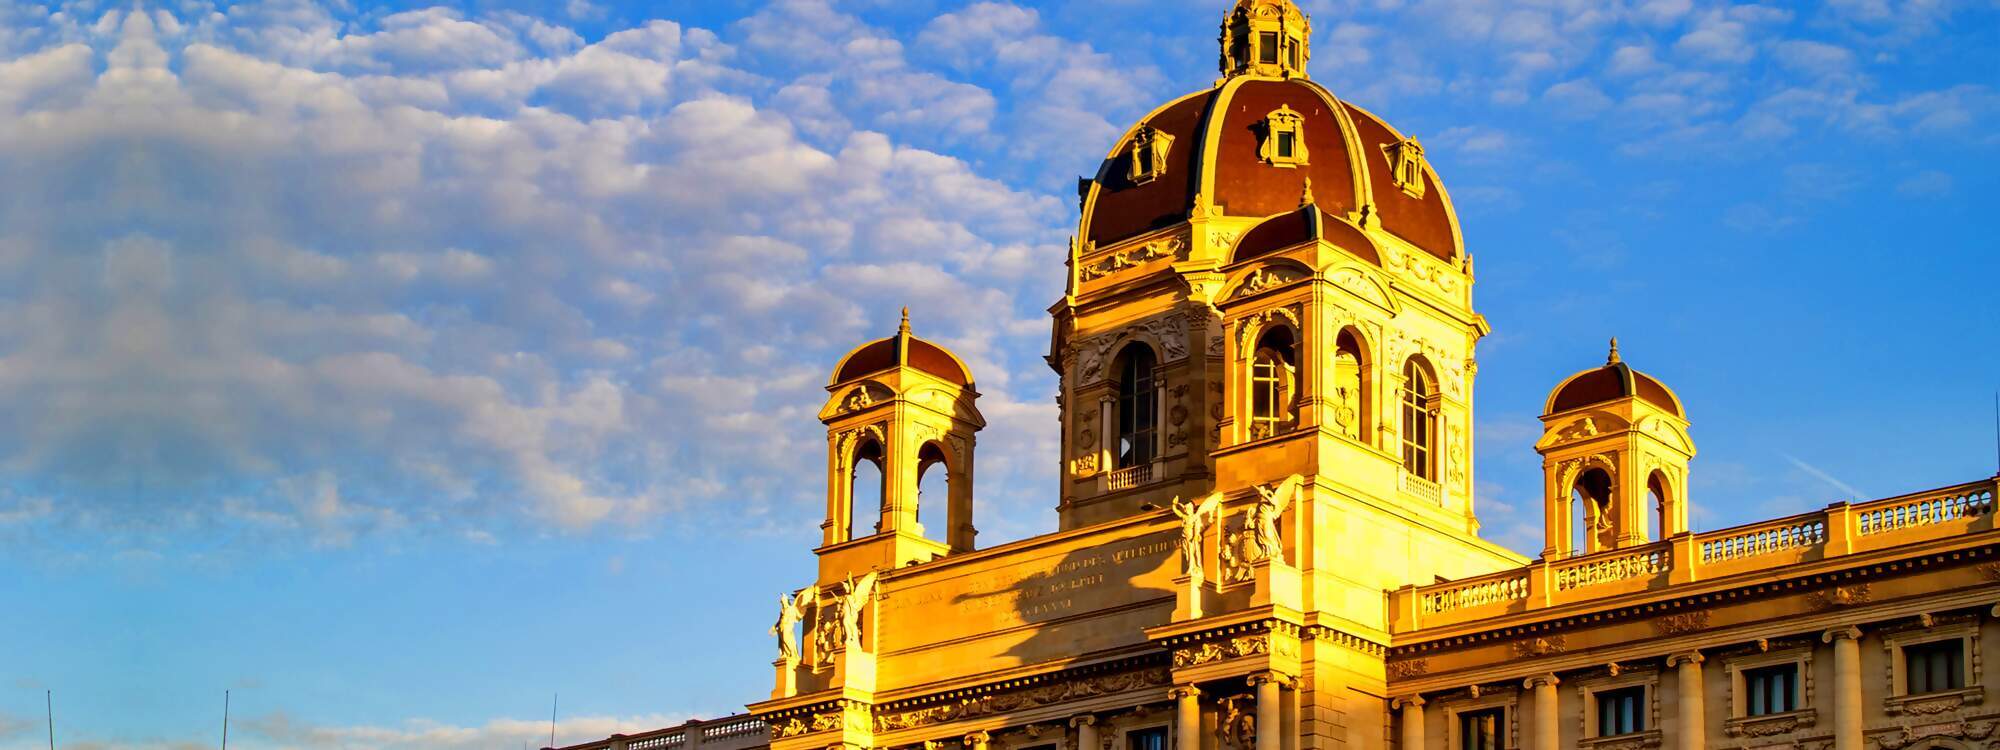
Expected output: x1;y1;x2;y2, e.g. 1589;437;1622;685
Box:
1079;76;1462;262
830;315;974;387
1545;345;1684;417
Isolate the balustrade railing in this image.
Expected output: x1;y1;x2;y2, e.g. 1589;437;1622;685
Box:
1105;462;1153;491
1390;477;2000;633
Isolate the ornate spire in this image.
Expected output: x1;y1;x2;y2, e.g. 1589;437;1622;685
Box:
1300;177;1316;207
1607;337;1622;366
899;307;911;337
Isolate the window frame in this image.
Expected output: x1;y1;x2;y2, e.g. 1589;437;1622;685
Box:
1119;722;1170;750
1881;619;1982;716
1724;644;1816;737
1400;359;1439;481
1248;327;1300;441
1441;692;1516;750
1574;670;1662;748
1258;106;1310;168
1114;344;1160;470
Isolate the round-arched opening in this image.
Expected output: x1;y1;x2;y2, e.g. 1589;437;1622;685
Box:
1646;471;1670;542
1113;343;1160;469
916;441;951;543
1571;467;1614;555
851;439;886;537
1332;328;1370;443
1249;326;1300;440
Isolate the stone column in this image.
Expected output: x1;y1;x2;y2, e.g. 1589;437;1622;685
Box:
1071;715;1099;750
1279;681;1298;750
1826;627;1863;750
1393;695;1425;750
1251;674;1282;750
1668;652;1705;750
1173;685;1202;750
1525;674;1559;750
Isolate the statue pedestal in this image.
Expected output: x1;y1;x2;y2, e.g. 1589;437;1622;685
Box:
1173;573;1211;621
1249;558;1301;611
772;658;798;699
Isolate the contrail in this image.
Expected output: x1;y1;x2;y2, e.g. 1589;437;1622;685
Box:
1782;453;1863;499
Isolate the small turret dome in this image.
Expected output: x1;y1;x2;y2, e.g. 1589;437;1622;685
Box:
829;310;974;388
1544;339;1685;417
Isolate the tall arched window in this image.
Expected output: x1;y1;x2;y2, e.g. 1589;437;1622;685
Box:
851;439;886;536
1332;329;1368;442
1250;327;1299;439
1400;360;1437;480
1115;344;1158;468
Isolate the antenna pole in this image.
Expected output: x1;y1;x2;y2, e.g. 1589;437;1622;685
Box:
550;693;558;749
1992;392;1998;476
46;690;53;750
222;690;230;750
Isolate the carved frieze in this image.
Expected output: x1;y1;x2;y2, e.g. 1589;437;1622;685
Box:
1805;583;1870;610
1650;611;1709;637
1080;236;1185;281
1174;634;1270;667
872;667;1171;732
1512;635;1568;658
1386;659;1429;680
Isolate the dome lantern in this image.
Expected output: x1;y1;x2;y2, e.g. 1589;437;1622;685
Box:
1221;0;1311;80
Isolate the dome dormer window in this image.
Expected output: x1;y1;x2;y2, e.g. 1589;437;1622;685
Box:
1259;105;1309;168
1127;126;1174;185
1388;137;1427;198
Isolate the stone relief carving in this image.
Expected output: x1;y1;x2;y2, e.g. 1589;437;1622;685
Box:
1806;583;1870;610
1229;265;1306;300
1512;635;1567;657
1386;659;1429;679
1235;305;1303;352
1173;492;1224;588
1167;384;1190;449
1079;235;1185;281
1173;634;1271;667
871;668;1171;732
1650;611;1709;636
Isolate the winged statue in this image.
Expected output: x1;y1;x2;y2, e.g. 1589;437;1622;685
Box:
770;587;814;662
838;570;880;650
1249;474;1304;564
1171;491;1226;585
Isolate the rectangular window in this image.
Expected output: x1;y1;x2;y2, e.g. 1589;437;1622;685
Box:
1905;640;1966;694
1128;727;1167;750
1458;708;1504;750
1289;44;1301;69
1595;687;1644;737
1744;664;1797;716
1259;32;1279;64
1277;132;1296;159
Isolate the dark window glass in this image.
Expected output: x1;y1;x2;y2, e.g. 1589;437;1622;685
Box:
1744;664;1797;716
1289;43;1301;69
1259;32;1280;64
1128;727;1167;750
1277;132;1296;158
1906;640;1966;694
1116;345;1158;468
1458;707;1503;750
1596;687;1644;737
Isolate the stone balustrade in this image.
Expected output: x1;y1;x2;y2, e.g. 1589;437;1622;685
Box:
1390;478;1999;632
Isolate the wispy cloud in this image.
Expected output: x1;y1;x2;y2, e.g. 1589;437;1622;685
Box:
1782;453;1864;500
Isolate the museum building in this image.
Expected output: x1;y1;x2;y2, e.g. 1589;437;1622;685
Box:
558;2;2000;749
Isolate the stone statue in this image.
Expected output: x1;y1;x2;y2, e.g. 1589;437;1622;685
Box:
1172;492;1224;586
838;570;880;651
1249;474;1303;565
770;588;813;663
812;600;842;665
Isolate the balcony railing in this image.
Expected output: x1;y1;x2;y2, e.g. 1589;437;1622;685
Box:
1400;471;1441;505
1105;462;1155;492
553;716;766;750
1390;478;2000;633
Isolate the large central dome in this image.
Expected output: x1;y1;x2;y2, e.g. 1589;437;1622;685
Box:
1077;0;1463;263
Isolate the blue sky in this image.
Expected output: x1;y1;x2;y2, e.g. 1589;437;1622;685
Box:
0;0;1995;747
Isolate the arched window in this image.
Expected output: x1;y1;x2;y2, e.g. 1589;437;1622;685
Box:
1332;329;1368;442
851;439;886;536
916;442;950;543
1250;327;1299;439
1400;360;1437;480
1115;344;1159;468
